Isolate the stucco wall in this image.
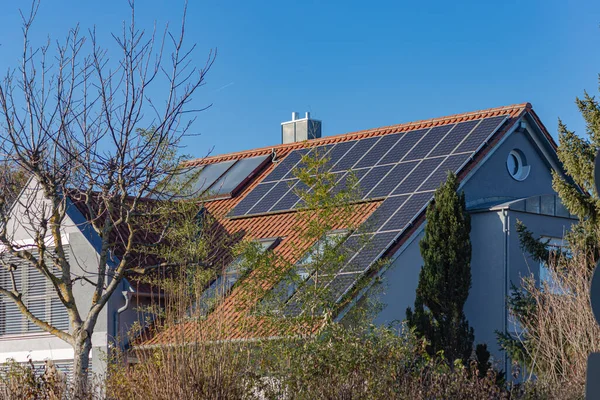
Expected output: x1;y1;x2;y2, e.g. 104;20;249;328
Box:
463;211;505;359
372;125;573;367
0;177;124;376
374;230;424;327
461;126;556;205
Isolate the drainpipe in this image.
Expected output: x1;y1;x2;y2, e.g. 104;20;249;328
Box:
114;289;132;347
502;209;510;375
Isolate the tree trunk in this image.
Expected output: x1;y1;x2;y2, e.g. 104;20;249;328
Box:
72;330;93;399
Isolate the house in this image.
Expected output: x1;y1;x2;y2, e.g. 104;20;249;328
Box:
0;103;576;375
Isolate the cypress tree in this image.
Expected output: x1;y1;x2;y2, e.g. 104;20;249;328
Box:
406;171;474;363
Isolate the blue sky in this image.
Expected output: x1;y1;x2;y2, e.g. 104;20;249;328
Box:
0;0;598;158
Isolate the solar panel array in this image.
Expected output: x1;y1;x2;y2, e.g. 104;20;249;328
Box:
229;115;509;315
174;155;270;200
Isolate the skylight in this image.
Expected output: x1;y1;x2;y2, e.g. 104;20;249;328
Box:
207;155;270;198
166;154;269;200
260;230;348;314
197;237;280;316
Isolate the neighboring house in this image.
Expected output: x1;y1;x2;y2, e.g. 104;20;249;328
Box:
0;180;158;377
0;103;577;375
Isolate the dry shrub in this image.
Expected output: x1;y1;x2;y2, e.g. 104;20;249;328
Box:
513;243;600;400
0;359;102;399
106;283;257;400
107;321;545;400
106;341;252;400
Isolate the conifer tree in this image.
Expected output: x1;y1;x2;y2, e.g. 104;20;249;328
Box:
406;171;474;363
547;92;600;266
499;85;600;368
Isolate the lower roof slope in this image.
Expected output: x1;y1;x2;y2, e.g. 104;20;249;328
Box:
139;102;553;346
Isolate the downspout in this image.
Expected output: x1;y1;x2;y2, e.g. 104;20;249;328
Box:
114;290;132;347
502;209;510;375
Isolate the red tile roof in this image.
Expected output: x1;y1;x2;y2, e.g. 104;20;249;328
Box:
137;102;549;346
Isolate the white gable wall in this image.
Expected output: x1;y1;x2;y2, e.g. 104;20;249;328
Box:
0;177;128;377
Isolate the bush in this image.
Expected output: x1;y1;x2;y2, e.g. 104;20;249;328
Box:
104;322;546;400
0;359;69;400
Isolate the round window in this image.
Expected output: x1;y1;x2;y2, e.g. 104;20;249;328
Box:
506;149;530;181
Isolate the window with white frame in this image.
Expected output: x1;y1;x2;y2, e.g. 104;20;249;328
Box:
506;149;531;181
539;237;570;295
0;248;70;336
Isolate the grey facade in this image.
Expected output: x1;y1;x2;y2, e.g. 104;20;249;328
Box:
372;116;576;370
0;179;143;376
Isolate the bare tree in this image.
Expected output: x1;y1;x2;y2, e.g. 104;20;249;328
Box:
0;0;215;395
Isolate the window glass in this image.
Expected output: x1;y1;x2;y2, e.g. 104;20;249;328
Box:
190;160;237;194
165;160;236;199
263;230;348;312
207;155;269;197
539;237;570;295
197;237;279;316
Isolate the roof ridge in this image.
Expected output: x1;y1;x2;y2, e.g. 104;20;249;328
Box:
185;102;531;166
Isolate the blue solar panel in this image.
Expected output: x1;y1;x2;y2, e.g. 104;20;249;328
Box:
282;229;400;313
325;272;363;302
282;270;364;315
336;233;369;263
335;234;369;272
354;134;402;169
331;136;379;172
377;129;428;165
280;148;312;180
176;160;236;197
418;153;471;192
331;168;369;196
341;231;397;273
454;115;507;154
368;161;418;199
358;165;394;198
380;192;433;232
234;115;509;218
363;195;409;232
229;182;276;217
324;141;357;170
404;125;454;161
294;144;334;174
263;149;306;182
392;158;442;195
270;179;303;212
248;180;292;215
295;172;344;209
428;120;478;157
316;144;334;158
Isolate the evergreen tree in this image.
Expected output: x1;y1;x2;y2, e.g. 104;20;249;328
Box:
499;87;600;365
406;171;474;363
551;91;600;262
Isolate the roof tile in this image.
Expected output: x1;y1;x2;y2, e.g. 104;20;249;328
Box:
137;103;548;347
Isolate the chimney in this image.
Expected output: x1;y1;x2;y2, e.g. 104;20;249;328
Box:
281;111;322;144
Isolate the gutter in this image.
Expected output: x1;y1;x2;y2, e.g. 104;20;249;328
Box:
133;291;165;299
133;334;289;352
